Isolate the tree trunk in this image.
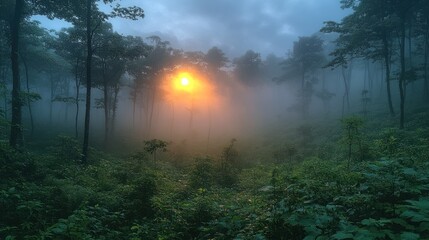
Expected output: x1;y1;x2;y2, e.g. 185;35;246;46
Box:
132;90;136;129
399;21;406;129
341;66;350;118
64;79;70;122
423;21;429;102
148;86;156;137
9;0;24;148
49;73;54;125
75;58;81;138
22;55;34;136
382;33;395;116
110;84;120;136
102;63;109;147
82;0;92;163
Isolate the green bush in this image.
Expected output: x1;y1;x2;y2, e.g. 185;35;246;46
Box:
189;157;215;190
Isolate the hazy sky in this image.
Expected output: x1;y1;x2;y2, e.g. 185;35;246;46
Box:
36;0;350;58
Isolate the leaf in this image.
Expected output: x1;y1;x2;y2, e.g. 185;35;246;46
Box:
400;232;420;240
332;232;354;239
400;210;426;222
406;198;429;211
402;168;418;176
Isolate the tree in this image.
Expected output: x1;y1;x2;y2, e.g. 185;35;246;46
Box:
289;36;324;89
263;53;284;82
19;21;58;136
35;0;144;162
416;0;429;102
54;26;86;138
138;36;177;136
205;46;228;73
322;0;419;128
279;36;324;118
144;139;168;162
2;0;25;148
341;116;364;169
92;24;126;145
233;50;262;85
125;36;151;129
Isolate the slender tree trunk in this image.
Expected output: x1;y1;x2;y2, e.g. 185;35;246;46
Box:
382;34;395;116
341;66;350;117
148;86;156;137
423;22;429;102
132;90;136;129
22;56;34;136
64;80;69;122
399;22;406;129
1;71;7;119
1;67;7;119
82;0;92;163
9;0;24;148
110;84;119;136
102;64;109;146
49;73;54;125
75;58;81;138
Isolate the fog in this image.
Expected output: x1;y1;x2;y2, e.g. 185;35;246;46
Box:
1;0;427;162
4;1;429;239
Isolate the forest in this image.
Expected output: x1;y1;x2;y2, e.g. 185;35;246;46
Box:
1;0;429;239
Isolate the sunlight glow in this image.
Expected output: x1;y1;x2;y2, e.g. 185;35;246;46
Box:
163;69;219;110
181;77;189;86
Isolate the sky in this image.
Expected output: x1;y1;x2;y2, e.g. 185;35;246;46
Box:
35;0;350;59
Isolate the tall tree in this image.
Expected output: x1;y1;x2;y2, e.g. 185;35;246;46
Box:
278;36;324;118
54;26;86;138
205;46;228;74
126;36;151;129
36;0;144;162
4;0;25;148
323;0;419;128
416;0;429;102
233;50;262;85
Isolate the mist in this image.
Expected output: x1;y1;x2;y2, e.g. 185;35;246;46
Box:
2;0;429;239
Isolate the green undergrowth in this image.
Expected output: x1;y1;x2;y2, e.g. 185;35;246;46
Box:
1;110;429;239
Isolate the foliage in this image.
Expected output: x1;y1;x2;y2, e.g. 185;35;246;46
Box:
42;204;126;240
189;157;215;190
143;139;168;162
51;135;82;163
340;116;367;168
218;138;240;187
0;109;429;239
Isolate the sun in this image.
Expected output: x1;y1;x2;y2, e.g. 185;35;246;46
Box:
181;77;190;86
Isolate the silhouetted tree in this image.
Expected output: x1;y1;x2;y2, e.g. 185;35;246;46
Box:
279;36;324;118
233;50;262;85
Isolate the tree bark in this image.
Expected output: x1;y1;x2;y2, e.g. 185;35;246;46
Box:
341;66;350;117
102;61;109;147
74;58;81;138
9;0;24;148
110;83;120;136
423;20;429;102
22;55;34;136
82;0;92;163
382;33;395;117
399;21;406;129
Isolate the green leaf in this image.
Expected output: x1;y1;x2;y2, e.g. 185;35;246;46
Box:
402;168;418;176
400;232;419;240
332;232;354;239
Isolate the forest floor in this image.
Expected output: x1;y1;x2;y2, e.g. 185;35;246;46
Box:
1;107;429;239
